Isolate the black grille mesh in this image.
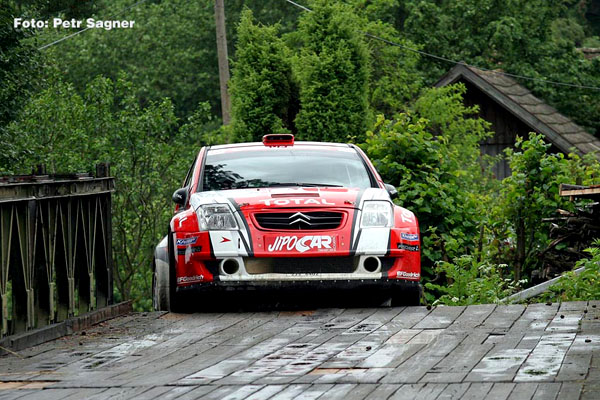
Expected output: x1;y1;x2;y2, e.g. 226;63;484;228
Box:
255;211;343;230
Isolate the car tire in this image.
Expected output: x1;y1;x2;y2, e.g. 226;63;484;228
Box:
391;283;422;307
152;259;171;311
167;229;186;313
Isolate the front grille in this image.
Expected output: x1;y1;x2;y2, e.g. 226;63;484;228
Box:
254;211;343;230
243;257;396;275
245;257;357;274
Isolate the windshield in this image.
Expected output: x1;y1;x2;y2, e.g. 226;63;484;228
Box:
201;146;374;191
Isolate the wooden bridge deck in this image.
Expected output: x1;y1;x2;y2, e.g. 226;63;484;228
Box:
1;301;599;399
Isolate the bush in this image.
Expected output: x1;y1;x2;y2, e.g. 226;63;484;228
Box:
488;133;600;282
542;240;600;302
362;84;493;281
425;256;518;306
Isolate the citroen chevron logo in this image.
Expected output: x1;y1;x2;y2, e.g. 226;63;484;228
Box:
289;212;311;226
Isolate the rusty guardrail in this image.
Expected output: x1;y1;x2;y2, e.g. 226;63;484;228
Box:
0;164;115;338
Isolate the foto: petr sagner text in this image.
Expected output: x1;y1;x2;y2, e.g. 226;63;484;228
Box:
14;18;135;30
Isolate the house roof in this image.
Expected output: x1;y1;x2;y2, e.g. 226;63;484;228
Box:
435;64;600;160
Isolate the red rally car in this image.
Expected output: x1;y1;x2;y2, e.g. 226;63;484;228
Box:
152;134;421;311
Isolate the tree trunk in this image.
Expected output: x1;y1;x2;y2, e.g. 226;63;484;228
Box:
214;0;231;125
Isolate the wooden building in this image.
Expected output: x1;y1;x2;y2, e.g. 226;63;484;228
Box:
436;64;600;179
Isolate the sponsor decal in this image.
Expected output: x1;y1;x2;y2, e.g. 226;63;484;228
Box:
177;275;204;284
401;233;419;241
396;271;420;279
267;235;335;253
397;243;420;252
176;237;198;246
220;237;231;243
177;246;202;255
400;209;414;223
259;198;336;206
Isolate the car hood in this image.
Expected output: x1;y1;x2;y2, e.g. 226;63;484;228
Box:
189;187;390;211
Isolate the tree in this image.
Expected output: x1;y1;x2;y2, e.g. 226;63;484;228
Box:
0;2;45;169
40;0;220;120
229;9;296;142
402;0;600;136
293;0;370;143
491;133;600;281
5;75;212;310
362;84;493;282
350;0;424;116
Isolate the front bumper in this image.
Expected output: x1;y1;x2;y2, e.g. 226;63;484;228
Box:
169;227;421;287
176;277;420;293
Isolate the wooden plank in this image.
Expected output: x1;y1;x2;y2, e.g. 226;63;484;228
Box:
144;386;196;400
436;383;471;400
581;383;600;400
556;352;592;381
388;383;446;400
432;343;494;373
484;383;515;400
269;384;310;400
460;382;493;399
419;372;467;383
244;384;286;399
318;384;356;400
447;305;496;332
481;305;525;329
359;344;423;369
413;307;465;330
294;384;334;400
506;383;538;400
335;383;376;400
556;383;583;400
363;384;401;400
467;348;530;382
532;382;561;400
219;384;265;400
388;307;432;329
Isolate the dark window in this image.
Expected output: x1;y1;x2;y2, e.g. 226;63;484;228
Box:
201;147;374;191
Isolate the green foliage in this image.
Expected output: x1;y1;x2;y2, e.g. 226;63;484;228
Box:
37;0;303;121
230;9;296;142
402;0;600;135
543;240;600;301
0;2;46;168
362;84;493;277
350;0;423;115
38;0;220;119
489;133;600;281
293;0;370;143
5;75;212;311
5;0;600;309
425;256;516;306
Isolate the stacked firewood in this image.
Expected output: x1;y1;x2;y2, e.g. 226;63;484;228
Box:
538;202;600;281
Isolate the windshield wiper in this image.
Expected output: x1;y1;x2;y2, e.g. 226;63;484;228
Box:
265;182;343;188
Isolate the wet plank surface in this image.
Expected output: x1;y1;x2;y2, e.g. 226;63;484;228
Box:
1;301;599;399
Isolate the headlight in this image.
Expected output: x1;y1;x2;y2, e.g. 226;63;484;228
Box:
196;204;238;230
361;201;393;228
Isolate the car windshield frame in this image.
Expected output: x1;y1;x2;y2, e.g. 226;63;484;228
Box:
197;144;378;192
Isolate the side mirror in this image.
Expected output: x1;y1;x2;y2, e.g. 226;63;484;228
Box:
384;183;398;199
172;187;188;206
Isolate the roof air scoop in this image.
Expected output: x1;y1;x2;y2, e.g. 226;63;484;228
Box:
262;134;294;147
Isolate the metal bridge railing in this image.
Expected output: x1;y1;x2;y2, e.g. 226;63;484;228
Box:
0;164;115;337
